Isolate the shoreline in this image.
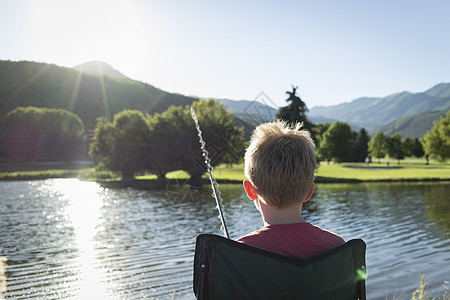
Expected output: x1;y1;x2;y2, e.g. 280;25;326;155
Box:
1;159;449;187
1;172;449;187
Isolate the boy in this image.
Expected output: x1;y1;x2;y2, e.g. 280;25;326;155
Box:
236;120;344;258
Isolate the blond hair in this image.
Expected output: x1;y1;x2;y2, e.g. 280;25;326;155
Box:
244;120;316;208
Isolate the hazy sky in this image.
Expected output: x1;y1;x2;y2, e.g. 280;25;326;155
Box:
1;0;449;108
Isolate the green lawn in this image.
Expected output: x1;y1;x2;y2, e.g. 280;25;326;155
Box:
316;158;450;182
158;157;450;183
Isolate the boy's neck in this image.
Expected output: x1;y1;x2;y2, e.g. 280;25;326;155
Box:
257;199;306;226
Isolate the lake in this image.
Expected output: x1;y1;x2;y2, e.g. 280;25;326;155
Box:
0;179;449;299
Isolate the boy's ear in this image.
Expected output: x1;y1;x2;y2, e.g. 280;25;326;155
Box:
303;183;316;203
243;180;258;200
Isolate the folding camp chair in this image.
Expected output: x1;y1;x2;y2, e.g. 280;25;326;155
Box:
193;234;366;300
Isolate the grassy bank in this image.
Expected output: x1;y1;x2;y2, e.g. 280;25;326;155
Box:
0;169;82;181
401;276;449;300
0;158;449;183
0;161;95;181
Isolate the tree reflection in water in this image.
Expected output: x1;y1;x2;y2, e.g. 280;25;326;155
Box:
423;182;450;235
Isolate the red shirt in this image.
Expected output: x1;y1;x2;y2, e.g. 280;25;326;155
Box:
236;223;344;259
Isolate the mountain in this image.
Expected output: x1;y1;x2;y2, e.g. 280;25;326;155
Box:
73;61;129;79
215;98;278;140
308;83;450;134
215;92;449;139
216;98;277;123
0;60;197;130
2;60;448;141
424;82;450;98
377;110;447;139
308;115;362;132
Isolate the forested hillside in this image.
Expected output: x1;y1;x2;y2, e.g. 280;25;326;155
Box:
378;111;447;138
0;60;197;130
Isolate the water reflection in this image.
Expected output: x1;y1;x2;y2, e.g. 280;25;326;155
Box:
423;184;450;235
313;182;450;299
0;180;449;299
54;180;109;299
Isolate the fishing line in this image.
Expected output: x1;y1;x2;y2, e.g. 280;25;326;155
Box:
190;108;230;239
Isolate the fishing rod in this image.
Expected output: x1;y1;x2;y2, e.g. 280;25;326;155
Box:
190;108;230;239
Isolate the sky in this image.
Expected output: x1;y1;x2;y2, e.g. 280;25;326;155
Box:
1;0;449;108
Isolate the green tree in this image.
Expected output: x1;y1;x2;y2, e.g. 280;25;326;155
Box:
185;99;245;183
314;123;332;163
1;106;86;161
420;110;450;162
387;133;405;164
114;110;151;178
89;110;150;179
314;123;331;144
319;121;354;163
276;85;314;131
368;132;388;163
352;128;370;162
147;105;191;179
146;99;245;183
402;138;414;157
89;100;245;183
89;117;115;169
411;138;425;158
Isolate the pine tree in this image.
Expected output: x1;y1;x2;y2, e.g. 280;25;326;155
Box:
276;85;314;131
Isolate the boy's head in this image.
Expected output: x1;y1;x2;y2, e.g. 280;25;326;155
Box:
244;120;316;209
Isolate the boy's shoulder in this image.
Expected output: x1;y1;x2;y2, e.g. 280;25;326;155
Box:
237;222;337;240
236;223;344;258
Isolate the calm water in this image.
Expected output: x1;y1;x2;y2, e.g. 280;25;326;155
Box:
0;179;449;299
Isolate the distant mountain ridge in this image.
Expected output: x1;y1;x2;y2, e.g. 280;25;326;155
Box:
215;98;278;140
216;98;277;122
308;83;450;134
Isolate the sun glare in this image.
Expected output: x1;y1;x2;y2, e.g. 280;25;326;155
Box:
31;0;149;69
54;179;110;299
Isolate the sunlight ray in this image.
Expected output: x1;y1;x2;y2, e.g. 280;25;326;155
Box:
69;67;83;112
98;70;110;120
